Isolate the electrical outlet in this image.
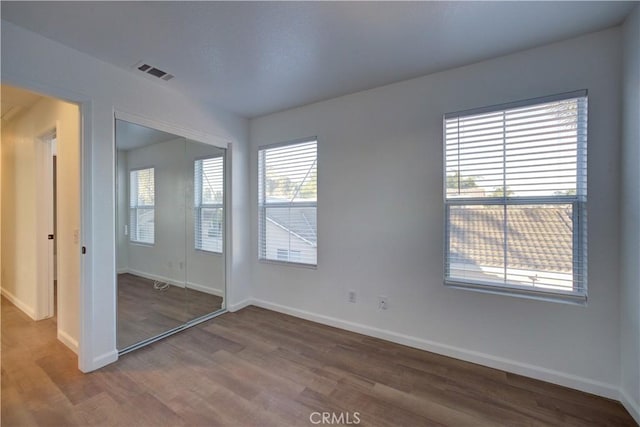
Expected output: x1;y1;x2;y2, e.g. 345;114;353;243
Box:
378;296;388;310
348;290;356;303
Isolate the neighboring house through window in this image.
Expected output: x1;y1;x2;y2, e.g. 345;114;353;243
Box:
130;167;155;245
444;91;587;303
259;139;317;266
195;156;224;253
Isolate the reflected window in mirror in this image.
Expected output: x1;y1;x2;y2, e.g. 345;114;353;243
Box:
194;156;224;253
129;167;155;245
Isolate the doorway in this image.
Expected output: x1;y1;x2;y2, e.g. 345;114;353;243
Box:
40;129;58;321
0;84;81;354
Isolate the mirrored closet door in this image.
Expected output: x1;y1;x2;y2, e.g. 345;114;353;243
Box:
115;119;226;351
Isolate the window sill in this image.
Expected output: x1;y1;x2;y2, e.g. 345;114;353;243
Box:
258;258;317;270
129;241;154;247
195;248;223;256
444;280;587;306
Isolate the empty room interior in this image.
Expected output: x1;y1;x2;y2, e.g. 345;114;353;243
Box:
1;1;639;426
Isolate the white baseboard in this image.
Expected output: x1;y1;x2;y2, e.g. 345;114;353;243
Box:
1;287;37;320
620;389;640;425
90;350;119;372
121;269;223;296
228;298;252;312
250;298;620;401
57;329;79;354
124;269;185;288
186;281;224;297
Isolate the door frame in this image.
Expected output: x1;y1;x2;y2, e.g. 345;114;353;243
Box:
113;110;232;350
36;127;58;320
2;75;93;371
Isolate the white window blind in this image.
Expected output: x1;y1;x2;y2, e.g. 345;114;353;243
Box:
444;91;587;303
259;139;317;266
195;156;224;253
130;167;155;244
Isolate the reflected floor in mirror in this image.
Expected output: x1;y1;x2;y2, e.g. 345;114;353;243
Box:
117;273;223;349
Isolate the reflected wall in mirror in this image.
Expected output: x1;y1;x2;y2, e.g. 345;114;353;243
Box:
115;119;226;351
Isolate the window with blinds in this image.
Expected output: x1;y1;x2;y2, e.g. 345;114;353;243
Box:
130;167;155;245
195;156;224;253
259;139;317;266
444;90;587;303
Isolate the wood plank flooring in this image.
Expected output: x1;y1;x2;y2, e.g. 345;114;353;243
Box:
2;296;636;426
117;273;223;349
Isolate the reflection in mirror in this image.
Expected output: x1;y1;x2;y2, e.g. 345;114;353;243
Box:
185;142;226;324
115;119;225;351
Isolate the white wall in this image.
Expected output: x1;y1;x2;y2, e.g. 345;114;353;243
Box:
122;138;187;284
117;139;225;296
620;4;640;422
1;95;81;352
1;20;251;371
2;109;39;318
250;28;624;398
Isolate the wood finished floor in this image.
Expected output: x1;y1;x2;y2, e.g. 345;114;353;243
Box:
1;297;635;427
117;273;223;349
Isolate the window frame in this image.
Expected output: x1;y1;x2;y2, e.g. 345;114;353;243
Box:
129;166;155;246
443;90;588;305
194;155;225;254
258;137;318;268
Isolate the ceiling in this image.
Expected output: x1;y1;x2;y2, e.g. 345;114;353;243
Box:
1;2;635;118
116;119;178;151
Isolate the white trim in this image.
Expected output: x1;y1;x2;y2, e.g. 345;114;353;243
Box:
620;389;640;425
92;350;119;370
250;298;620;401
119;269;224;297
257;136;318;152
186;281;224;297
123;269;185;288
38;128;57;320
444;89;588;119
223;144;232;310
1;288;37;320
78;101;93;373
228;298;252;312
57;329;79;354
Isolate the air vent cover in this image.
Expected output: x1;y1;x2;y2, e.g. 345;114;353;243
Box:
133;61;174;81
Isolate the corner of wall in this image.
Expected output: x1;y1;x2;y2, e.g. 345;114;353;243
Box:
620;388;640;425
0;288;37;320
82;350;118;373
620;4;640;424
57;329;79;354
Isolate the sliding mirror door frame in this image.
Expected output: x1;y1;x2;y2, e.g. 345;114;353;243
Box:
114;111;230;354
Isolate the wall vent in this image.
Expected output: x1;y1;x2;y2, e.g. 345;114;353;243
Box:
133;61;174;81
